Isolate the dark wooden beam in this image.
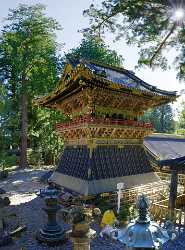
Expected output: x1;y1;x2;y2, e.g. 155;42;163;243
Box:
168;168;178;220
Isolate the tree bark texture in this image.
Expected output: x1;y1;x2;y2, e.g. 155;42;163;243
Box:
20;86;28;168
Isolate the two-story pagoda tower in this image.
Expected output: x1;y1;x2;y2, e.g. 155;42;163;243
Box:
35;60;177;195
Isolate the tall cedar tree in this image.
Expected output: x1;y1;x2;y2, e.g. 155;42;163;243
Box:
141;104;175;133
178;102;185;130
0;4;61;168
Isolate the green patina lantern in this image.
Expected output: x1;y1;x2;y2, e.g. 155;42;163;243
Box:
121;194;169;250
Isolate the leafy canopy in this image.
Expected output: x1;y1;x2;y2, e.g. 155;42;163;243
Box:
83;1;185;79
0;4;64;166
65;35;124;67
0;4;62;96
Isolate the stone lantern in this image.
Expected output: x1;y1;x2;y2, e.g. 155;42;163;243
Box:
121;194;169;250
37;184;65;245
67;207;96;250
0;196;12;247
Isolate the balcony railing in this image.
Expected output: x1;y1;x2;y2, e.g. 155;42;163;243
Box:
56;116;153;130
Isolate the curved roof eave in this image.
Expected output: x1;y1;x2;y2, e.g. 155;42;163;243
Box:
34;61;178;106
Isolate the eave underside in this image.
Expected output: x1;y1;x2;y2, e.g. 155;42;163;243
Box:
35;84;176;120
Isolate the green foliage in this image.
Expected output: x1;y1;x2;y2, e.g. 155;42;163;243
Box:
84;1;185;79
0;97;20;150
96;197;111;214
0;4;63;166
27;148;42;166
65;35;124;67
141;104;175;133
178;102;185;129
118;204;130;221
176;102;185;135
0;4;62;95
29;107;67;165
176;129;185;135
129;204;138;219
0;152;17;169
0;82;6;111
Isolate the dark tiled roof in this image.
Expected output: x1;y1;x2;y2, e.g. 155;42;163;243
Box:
82;61;177;97
162;233;185;250
159;155;185;167
57;146;89;180
34;60;177;107
57;145;153;180
144;135;185;160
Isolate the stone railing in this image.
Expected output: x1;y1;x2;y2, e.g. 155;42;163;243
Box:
56;117;153;131
150;194;185;226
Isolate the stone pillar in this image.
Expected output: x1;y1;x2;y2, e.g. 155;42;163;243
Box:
70;229;96;250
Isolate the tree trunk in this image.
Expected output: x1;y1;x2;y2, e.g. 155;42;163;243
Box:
20;85;29;168
160;106;165;132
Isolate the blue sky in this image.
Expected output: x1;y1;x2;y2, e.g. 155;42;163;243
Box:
0;0;184;116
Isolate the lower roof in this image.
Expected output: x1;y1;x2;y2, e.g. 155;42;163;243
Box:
50;144;159;195
144;134;185;160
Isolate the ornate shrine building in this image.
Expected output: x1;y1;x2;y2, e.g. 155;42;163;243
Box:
35;60;177;195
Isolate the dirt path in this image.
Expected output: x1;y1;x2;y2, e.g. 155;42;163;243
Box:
0;169;46;205
0;169;125;250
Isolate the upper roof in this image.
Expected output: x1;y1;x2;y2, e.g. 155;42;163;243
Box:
78;60;177;96
34;60;178;107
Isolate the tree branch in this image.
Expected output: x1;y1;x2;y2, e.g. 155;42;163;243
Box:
150;23;176;67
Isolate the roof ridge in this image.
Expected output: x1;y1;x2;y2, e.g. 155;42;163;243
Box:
84;59;128;74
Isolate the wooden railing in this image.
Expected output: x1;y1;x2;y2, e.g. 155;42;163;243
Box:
109;181;168;206
156;171;185;187
150;194;185;226
56;117;153;130
108;181;185;226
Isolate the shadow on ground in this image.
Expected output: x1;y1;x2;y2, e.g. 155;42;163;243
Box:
1;169;126;250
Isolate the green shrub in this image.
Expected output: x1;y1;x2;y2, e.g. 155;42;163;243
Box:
96;198;111;214
27;148;43;166
118;204;130;222
0;152;17;169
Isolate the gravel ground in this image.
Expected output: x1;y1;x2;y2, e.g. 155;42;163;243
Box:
0;169;125;250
